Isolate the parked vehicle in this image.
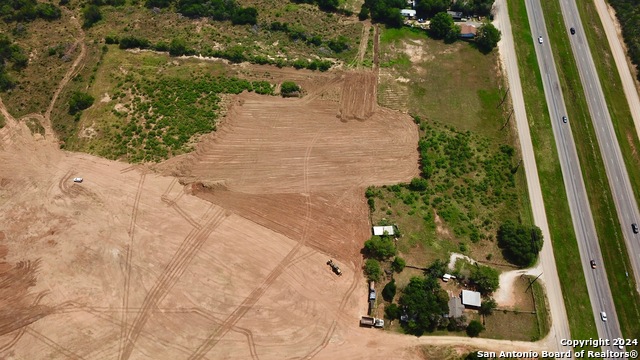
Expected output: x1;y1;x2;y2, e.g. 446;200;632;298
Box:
327;259;342;276
360;316;384;328
73;177;83;183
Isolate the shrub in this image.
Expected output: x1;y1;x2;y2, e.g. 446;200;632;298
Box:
118;36;150;49
327;36;349;53
168;38;188;56
68;91;95;114
358;5;370;20
385;303;399;319
391;256;406;272
409;177;428;191
231;7;257;25
479;298;497;315
364;259;382;282
280;81;300;97
466;320;484;337
82;5;102;28
35;3;62;20
382;279;397;301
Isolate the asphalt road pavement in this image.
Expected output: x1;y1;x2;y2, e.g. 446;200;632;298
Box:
560;0;640;297
525;0;624;354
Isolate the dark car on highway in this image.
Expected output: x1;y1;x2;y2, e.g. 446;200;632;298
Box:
590;260;596;269
562;116;568;123
570;27;576;35
633;223;639;234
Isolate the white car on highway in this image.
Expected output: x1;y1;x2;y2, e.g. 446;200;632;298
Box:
538;36;543;44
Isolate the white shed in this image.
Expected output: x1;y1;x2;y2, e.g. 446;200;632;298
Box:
372;226;395;236
400;9;417;18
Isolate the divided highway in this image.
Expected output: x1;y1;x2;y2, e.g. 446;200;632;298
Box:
524;0;624;354
560;0;640;297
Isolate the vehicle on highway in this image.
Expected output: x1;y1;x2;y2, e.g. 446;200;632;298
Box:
633;223;639;234
600;311;607;321
570;27;575;35
73;177;83;183
538;36;543;44
562;116;568;123
590;260;596;269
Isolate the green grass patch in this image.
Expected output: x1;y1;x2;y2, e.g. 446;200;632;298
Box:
542;0;640;347
508;0;598;341
65;47;275;162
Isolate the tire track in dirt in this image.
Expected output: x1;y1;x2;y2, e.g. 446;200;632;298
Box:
24;327;85;360
303;320;337;360
119;209;227;360
57;170;73;195
0;290;49;353
356;22;371;66
161;193;201;230
187;135;319;360
118;173;146;360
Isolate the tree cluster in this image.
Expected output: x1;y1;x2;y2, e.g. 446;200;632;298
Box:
399;276;449;335
497;220;543;267
268;22;350;54
415;0;449;18
364;259;382;282
290;0;340;12
469;264;499;294
82;5;102;28
145;0;258;25
362;0;406;28
607;0;640;81
450;0;495;17
0;0;62;22
363;235;397;260
0;35;27;91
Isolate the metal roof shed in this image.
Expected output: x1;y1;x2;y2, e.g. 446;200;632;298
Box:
372;226;395;236
461;290;482;307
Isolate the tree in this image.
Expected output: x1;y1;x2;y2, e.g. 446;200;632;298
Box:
382;279;397;301
327;36;349;53
476;22;501;53
280;81;300;97
145;0;171;8
231;7;258;25
415;0;450;18
424;258;447;278
364;259;382;282
391;256;406;272
399;276;449;335
358;5;369;20
466;320;484;337
385;303;400;319
497;220;543;267
479;298;497;315
447;315;467;331
364;235;397;260
469;264;499;294
429;12;459;42
82;5;102;28
68;92;95;115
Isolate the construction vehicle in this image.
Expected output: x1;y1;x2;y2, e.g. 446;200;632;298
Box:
360;316;384;328
327;259;342;276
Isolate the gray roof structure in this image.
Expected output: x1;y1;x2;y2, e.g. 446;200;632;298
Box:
448;296;465;318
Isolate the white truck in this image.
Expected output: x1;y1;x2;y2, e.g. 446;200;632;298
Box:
360;316;384;328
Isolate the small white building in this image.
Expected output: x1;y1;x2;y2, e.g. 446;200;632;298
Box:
400;9;417;19
372;225;395;236
461;290;482;308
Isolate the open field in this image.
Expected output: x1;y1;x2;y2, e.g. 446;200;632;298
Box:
371;27;529;268
0;60;426;358
507;0;598;341
541;0;640;344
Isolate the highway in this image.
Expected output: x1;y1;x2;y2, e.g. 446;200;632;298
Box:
524;0;624;354
560;0;640;296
